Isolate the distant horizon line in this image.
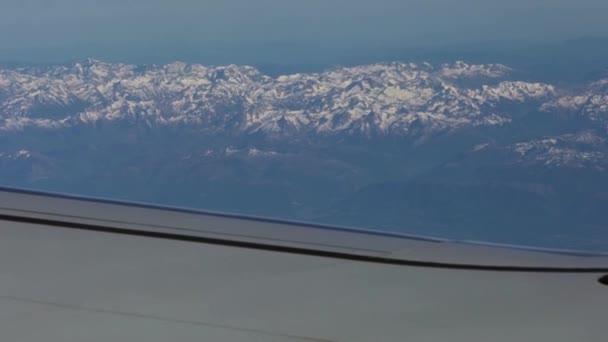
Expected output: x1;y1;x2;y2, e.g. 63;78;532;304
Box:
1;36;607;79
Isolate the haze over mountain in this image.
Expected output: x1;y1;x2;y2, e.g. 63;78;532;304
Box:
1;59;607;251
3;0;608;57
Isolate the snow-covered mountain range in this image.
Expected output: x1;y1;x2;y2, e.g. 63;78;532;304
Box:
1;59;608;170
0;60;571;137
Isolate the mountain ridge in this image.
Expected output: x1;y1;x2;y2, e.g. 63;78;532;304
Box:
0;60;569;138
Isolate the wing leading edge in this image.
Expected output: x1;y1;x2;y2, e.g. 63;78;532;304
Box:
0;186;606;342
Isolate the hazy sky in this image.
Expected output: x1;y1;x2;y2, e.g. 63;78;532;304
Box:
1;0;607;63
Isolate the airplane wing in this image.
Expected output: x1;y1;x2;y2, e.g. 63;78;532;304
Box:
0;186;606;342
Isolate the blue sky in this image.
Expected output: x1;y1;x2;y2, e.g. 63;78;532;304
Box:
1;0;607;63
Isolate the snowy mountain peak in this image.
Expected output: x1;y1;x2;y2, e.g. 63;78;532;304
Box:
440;61;512;79
505;131;607;169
